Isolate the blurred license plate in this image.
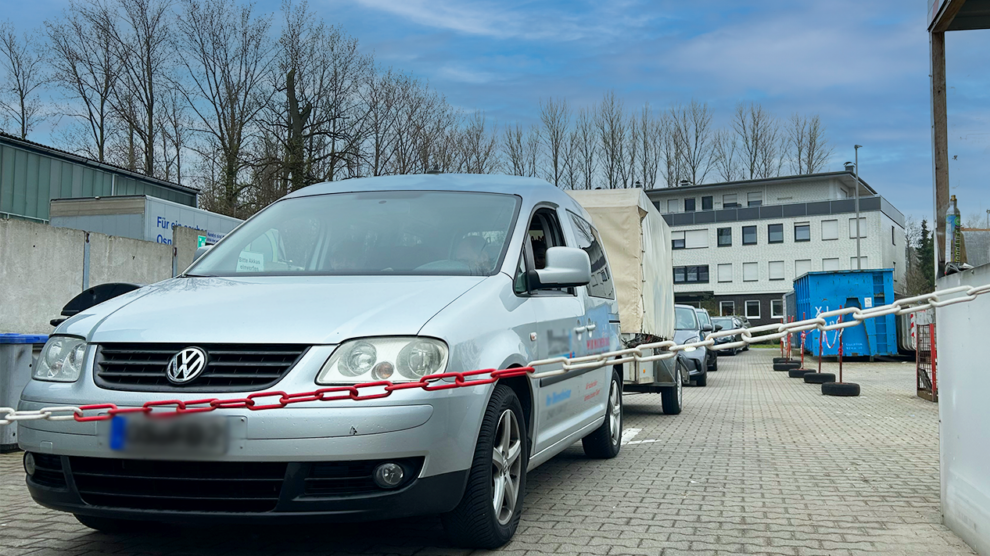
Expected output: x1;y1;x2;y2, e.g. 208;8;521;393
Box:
109;416;228;455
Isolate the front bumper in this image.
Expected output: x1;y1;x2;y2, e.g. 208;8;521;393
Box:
18;382;491;521
26;453;468;523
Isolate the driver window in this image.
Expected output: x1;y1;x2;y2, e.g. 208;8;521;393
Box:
514;207;568;294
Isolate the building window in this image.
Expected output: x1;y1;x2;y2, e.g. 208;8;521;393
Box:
671;231;685;250
771;299;784;319
850;256;868;269
702;196;713;211
717;227;732;247
769;261;785;281
743;262;758;282
684;198;696;212
768;223;783;244
720;301;735;316
667;199;679;213
723;194;739;208
653;201;662;211
822;219;838;241
848;217;867;239
823;258;839;271
747;192;762;207
745;300;761;319
674;265;709;284
795;223;810;242
795;259;812;277
742;226;757;245
717;263;732;283
684;229;708;249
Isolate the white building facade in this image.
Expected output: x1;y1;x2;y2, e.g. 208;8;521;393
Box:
645;172;907;327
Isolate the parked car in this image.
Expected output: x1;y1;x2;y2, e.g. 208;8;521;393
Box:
712;316;743;355
732;315;752;350
674;305;709;386
18;174;626;549
694;308;718;371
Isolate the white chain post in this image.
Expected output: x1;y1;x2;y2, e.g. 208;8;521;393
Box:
1;283;987;425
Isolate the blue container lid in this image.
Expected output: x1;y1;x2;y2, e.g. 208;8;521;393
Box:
0;333;49;344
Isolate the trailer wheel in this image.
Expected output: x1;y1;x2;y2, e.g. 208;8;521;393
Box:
804;372;836;384
661;376;683;415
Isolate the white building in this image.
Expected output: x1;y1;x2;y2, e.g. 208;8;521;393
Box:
645;171;907;327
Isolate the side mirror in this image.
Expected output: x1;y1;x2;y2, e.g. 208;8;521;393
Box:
530;247;591;289
715;324;723;332
193;245;212;263
702;324;714;332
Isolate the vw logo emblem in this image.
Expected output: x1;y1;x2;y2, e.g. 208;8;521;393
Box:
166;347;209;384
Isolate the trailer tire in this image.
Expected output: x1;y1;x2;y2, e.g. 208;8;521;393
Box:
661;378;683;415
788;369;813;378
822;382;861;396
804;372;836;384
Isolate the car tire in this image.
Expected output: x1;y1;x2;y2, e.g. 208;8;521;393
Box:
804;372;836;384
709;356;718;372
582;370;622;459
442;384;528;549
695;369;708;387
661;374;683;415
74;514;149;533
822;382;861;396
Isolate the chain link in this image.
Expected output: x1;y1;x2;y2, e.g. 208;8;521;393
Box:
0;282;983;426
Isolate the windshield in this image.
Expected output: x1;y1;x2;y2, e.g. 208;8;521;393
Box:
712;318;734;329
675;307;699;330
188;191;520;277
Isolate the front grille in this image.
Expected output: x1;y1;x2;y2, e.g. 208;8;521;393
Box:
30;453;67;489
302;458;423;497
69;457;287;512
95;343;308;392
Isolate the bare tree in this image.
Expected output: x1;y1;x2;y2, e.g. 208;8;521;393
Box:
459;111;499;174
671;100;714;186
539;97;568;187
733;102;784;180
802;114;833;174
176;0;274;214
596;91;625;189
711;128;740;182
46;4;119;160
502;123;527;176
574;107;597;189
659;111;682;188
0;21;48;139
620;112;639;188
638;104;662;189
560;130;580;189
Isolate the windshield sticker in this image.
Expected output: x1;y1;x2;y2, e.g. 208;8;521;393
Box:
236;251;265;272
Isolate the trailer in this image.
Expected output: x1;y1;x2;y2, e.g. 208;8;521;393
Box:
569;189;684;414
49;195;241;247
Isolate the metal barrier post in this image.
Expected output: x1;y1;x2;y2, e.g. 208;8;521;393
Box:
82;232;90;291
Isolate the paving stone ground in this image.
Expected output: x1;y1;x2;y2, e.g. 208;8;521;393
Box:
0;349;975;555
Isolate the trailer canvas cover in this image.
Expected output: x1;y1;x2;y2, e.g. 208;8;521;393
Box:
568;189;674;339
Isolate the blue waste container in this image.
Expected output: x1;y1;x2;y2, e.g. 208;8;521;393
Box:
0;334;49;452
790;270;897;358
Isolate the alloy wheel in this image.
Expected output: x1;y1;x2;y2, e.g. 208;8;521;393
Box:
608;379;621;445
491;409;522;525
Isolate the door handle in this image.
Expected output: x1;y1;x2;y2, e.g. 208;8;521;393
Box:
574;326;587;334
586;323;597;331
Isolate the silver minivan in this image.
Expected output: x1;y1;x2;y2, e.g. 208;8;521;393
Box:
18;174;624;548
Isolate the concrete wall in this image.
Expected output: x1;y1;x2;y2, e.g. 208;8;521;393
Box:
936;264;990;556
0;218;196;335
173;225;201;275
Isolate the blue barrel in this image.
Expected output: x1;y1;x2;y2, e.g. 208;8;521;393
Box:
792;270;897;358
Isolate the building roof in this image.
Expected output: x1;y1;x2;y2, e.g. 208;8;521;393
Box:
0;132;199;195
643;171;876;196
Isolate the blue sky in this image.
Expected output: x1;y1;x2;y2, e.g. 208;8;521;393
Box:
9;0;989;224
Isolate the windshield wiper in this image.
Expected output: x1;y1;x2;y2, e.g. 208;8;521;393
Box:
183;273;216;278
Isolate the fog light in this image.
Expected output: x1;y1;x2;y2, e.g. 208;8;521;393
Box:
372;361;394;380
373;463;404;489
23;452;36;476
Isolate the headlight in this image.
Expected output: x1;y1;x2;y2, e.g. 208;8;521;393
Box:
34;336;88;382
316;337;449;384
682;336;700;352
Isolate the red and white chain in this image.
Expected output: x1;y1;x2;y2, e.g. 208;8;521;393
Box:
2;282;987;426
